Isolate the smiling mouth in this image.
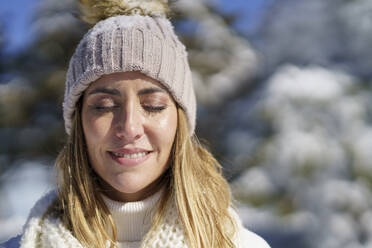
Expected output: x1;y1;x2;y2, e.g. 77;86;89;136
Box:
109;151;151;159
107;151;152;166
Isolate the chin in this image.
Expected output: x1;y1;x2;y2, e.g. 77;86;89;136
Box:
114;185;145;194
112;177;148;194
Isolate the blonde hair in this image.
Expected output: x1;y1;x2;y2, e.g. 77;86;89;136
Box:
43;97;237;248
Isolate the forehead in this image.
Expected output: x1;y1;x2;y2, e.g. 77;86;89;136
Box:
86;71;167;92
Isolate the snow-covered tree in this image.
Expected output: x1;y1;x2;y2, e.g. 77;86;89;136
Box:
231;65;372;248
257;0;372;78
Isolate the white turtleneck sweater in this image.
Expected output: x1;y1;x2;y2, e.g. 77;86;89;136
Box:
101;190;163;248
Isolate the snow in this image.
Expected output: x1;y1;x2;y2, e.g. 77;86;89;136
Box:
0;161;53;242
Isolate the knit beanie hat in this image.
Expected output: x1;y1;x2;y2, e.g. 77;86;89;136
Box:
63;0;196;136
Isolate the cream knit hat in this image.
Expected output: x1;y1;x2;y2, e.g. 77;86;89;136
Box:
63;3;196;136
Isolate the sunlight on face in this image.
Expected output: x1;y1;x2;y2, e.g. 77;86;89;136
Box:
81;71;178;202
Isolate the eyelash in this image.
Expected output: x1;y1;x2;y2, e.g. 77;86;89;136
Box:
92;105;166;113
143;105;166;112
93;106;118;112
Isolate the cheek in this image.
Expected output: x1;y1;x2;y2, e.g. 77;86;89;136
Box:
150;110;178;148
82;112;113;147
158;115;176;131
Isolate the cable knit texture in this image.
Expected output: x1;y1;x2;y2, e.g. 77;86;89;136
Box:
63;15;196;136
1;190;271;248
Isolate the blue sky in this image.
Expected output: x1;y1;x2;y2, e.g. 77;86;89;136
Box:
214;0;273;33
0;0;271;54
0;0;40;53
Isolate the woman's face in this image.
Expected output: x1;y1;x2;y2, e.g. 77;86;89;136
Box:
82;71;177;202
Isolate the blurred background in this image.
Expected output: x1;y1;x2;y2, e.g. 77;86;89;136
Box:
1;0;372;247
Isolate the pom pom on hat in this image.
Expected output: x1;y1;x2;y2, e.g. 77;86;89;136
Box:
79;0;171;25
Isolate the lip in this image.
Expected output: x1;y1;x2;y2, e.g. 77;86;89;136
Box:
110;148;152;154
108;148;153;167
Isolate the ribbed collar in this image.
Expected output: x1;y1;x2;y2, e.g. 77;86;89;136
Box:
102;189;164;242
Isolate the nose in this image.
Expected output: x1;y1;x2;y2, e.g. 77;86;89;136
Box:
114;99;144;142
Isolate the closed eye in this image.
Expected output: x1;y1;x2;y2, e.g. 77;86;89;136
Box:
143;105;166;112
92;105;119;112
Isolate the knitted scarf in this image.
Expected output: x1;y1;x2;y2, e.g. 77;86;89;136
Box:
17;191;189;248
3;192;270;248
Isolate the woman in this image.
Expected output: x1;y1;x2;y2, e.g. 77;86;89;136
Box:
2;0;271;247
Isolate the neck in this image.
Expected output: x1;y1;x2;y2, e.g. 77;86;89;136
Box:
99;169;170;202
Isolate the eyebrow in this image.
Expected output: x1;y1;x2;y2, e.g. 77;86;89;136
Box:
87;86;167;97
137;87;167;95
88;87;121;96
